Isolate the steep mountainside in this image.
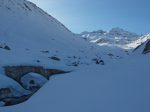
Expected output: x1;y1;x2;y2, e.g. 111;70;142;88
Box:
116;33;150;56
0;0;106;106
132;34;150;54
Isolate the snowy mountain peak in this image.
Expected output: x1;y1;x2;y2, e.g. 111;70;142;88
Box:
109;27;139;38
81;30;106;35
81;27;139;39
80;28;141;49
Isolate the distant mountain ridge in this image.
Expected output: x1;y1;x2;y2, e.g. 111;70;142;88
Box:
79;28;141;49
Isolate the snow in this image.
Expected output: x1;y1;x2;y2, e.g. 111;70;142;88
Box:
0;74;30;96
1;53;150;112
0;0;150;111
0;0;105;69
21;73;48;89
127;33;150;49
0;102;5;107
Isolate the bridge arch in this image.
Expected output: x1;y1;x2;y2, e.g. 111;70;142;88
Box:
4;66;68;86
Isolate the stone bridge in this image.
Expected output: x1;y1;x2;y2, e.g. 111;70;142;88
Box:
4;66;68;85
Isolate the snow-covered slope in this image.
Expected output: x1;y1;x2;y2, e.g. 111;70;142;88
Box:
1;30;150;110
0;0;103;70
128;34;150;53
1;52;150;112
0;0;107;106
0;0;99;67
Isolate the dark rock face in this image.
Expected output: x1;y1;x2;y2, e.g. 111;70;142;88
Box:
41;50;49;53
96;38;109;44
0;87;31;106
49;56;61;61
0;88;11;100
4;66;68;84
3;94;32;106
0;86;38;106
0;43;11;50
92;58;105;65
143;40;150;54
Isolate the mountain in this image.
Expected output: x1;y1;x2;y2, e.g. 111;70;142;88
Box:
80;28;140;49
0;0;106;106
0;0;150;111
79;28;147;60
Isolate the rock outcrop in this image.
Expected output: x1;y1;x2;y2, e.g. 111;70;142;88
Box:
143;40;150;54
0;43;11;50
0;88;12;100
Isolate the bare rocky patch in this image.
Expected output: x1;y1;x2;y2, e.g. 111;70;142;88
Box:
143;40;150;54
0;43;11;50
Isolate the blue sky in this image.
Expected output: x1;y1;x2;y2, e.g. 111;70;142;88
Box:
29;0;150;34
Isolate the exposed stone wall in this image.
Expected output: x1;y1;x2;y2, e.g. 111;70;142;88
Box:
3;94;32;106
0;88;11;100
